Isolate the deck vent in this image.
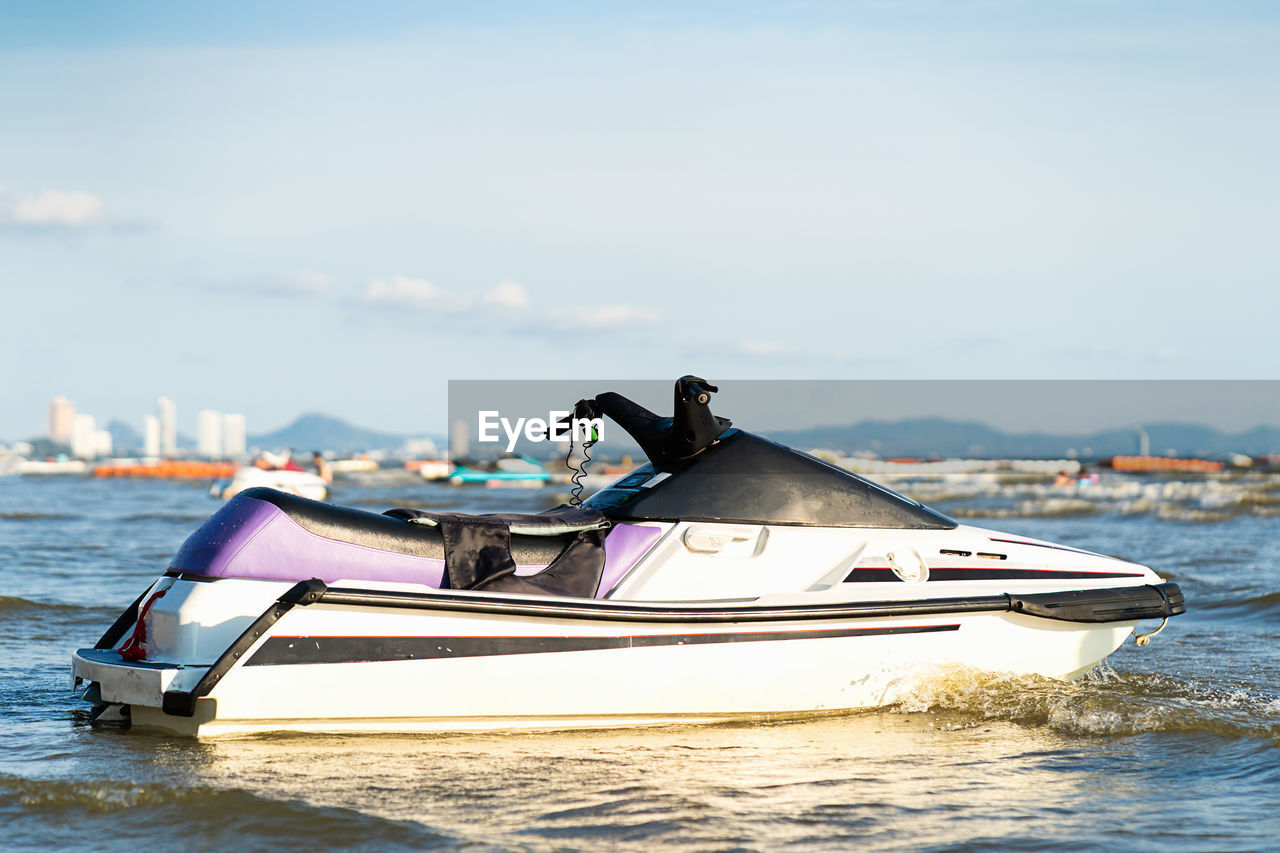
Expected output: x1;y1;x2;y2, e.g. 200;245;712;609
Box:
939;549;972;557
975;552;1008;560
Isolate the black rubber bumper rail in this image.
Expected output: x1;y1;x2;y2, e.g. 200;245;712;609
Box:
317;581;1186;625
1009;580;1186;624
158;579;1184;717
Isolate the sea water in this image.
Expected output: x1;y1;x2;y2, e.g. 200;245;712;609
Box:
2;474;1279;851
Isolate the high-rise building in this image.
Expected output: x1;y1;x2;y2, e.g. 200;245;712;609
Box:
143;415;160;458
48;396;76;445
222;413;247;457
157;396;177;457
70;413;97;459
450;419;469;460
93;429;113;458
197;410;223;458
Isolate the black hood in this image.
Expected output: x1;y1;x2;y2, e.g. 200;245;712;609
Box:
583;429;956;529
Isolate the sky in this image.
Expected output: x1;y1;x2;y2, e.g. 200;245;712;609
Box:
2;1;1278;441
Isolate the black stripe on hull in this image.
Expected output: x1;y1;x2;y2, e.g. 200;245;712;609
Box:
845;568;1144;582
246;624;960;666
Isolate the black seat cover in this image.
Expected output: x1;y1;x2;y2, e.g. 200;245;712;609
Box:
383;505;611;597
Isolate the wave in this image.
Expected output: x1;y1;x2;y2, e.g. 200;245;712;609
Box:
947;499;1098;519
919;474;1280;524
945;501;1266;524
26;543;107;553
347;497;458;509
0;596;91;615
0;511;81;521
1153;505;1239;524
117;513;207;523
1016;499;1099;518
891;665;1280;743
1195;590;1280;618
0;775;452;849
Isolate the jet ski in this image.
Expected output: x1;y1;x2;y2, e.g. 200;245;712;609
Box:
448;455;551;487
72;377;1185;736
210;465;330;502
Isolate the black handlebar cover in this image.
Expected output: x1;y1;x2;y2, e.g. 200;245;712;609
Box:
578;375;732;470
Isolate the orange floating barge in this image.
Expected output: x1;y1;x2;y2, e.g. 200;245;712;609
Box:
1108;455;1225;474
94;461;238;479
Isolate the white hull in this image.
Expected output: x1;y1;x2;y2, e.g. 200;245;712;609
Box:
74;576;1138;737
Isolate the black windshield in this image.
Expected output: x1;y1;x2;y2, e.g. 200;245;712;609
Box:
583;430;956;529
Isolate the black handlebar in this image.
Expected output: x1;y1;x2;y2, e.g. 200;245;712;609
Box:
573;375;732;469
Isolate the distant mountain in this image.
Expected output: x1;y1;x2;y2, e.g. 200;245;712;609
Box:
764;419;1280;459
93;409;1271;460
106;419;142;452
249;413;414;453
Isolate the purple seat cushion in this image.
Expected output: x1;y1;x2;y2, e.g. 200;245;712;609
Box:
597;523;663;596
171;495;662;598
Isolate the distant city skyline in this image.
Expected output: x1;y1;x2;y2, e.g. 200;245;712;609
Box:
28;393;247;459
2;2;1277;440
6;379;1280;450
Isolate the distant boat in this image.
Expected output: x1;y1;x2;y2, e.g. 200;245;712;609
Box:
95;460;237;479
405;459;454;480
211;467;329;501
449;455;550;487
329;456;379;474
18;458;88;475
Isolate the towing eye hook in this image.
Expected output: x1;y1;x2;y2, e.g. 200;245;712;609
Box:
1132;617;1169;646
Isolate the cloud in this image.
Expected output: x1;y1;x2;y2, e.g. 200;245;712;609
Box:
363;277;532;313
362;275;461;310
358;275;662;338
0;187;104;227
484;280;530;310
549;305;662;330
